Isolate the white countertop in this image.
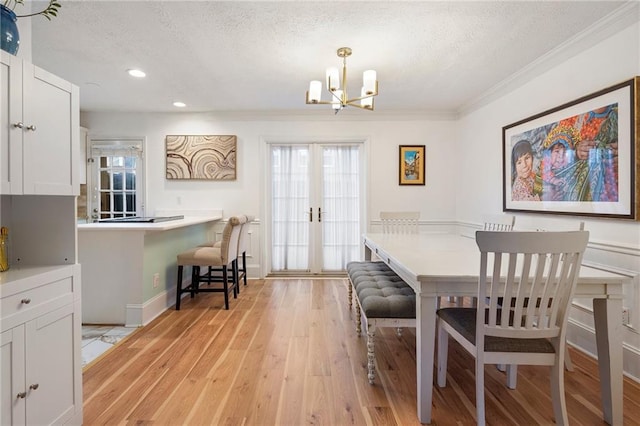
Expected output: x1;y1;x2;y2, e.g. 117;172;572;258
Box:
77;215;222;232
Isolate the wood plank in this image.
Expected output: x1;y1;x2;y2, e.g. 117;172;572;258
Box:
82;278;640;425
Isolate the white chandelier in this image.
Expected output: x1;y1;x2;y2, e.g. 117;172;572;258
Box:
306;47;378;113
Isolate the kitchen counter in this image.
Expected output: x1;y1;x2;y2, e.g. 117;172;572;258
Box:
78;212;222;326
78;215;220;232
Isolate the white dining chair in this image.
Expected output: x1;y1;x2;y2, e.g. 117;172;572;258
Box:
437;230;589;425
482;213;516;231
501;220;586;386
380;211;420;234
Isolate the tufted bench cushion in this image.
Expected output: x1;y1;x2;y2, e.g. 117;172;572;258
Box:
347;261;415;318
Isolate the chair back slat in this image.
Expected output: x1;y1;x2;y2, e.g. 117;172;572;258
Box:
476;230;588;341
482;214;516;231
380;211;420;234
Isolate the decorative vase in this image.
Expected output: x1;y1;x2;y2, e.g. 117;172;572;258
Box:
1;4;20;55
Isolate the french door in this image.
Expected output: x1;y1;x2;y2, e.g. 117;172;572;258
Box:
269;142;364;274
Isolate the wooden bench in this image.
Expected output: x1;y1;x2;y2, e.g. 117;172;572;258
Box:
346;261;416;384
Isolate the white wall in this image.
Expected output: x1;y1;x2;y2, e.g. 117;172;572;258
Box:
456;19;640;379
80;113;458;223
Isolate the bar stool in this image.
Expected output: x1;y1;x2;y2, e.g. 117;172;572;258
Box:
175;215;246;310
199;214;253;292
236;215;253;287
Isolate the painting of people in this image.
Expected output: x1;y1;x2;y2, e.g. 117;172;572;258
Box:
502;77;638;219
508;103;618;203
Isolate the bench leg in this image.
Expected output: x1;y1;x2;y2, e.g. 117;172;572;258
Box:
348;280;353;311
355;302;362;335
367;325;376;384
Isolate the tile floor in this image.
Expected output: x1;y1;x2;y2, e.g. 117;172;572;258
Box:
81;325;138;368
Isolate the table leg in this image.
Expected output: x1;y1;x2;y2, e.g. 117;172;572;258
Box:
416;292;438;424
593;297;623;425
364;243;372;261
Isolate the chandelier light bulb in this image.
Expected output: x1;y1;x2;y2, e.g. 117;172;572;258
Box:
363;70;377;95
308;80;322;103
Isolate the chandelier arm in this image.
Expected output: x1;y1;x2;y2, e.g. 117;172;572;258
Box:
345;101;375;111
305;99;334;105
345;93;377;103
327;89;343;104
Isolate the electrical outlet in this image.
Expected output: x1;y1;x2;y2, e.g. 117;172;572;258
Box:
153;273;160;289
622;307;630;326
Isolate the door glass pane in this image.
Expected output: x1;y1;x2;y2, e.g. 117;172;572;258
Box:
321;146;360;270
113;172;123;190
271;146;310;271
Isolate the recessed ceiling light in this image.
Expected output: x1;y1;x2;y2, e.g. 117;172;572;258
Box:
127;69;146;78
173;101;186;108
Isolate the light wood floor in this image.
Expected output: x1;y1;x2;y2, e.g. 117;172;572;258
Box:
83;279;640;425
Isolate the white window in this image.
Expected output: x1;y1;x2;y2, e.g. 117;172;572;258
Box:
87;138;145;221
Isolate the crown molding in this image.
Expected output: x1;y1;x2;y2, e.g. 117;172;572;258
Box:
457;1;640;117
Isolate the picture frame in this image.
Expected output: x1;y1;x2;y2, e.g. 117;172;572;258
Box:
166;135;237;180
399;145;425;185
503;77;639;220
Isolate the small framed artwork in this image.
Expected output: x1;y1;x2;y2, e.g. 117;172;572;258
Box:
503;77;639;220
166;135;237;180
399;145;425;185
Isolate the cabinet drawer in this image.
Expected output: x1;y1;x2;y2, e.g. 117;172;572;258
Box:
1;276;73;321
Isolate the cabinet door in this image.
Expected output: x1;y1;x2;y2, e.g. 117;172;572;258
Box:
25;303;80;425
22;64;79;196
0;51;23;195
1;326;26;425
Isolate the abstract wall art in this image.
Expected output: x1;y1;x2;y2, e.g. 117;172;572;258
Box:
166;135;237;180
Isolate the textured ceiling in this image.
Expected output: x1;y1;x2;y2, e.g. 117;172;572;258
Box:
29;1;630;115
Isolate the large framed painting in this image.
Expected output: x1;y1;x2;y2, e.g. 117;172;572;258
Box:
503;77;639;220
166;135;237;180
399;145;425;185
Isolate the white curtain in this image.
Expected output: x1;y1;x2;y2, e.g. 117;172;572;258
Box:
271;146;310;271
271;144;361;272
321;146;360;270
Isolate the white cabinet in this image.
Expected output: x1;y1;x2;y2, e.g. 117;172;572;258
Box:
0;52;82;425
0;51;79;196
0;265;82;425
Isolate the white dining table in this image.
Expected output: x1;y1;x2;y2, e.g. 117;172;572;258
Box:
363;232;628;425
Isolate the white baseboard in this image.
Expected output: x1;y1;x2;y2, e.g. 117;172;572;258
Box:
126;286;178;327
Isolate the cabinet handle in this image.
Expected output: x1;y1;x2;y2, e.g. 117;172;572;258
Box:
29;384;39;391
16;392;26;399
12;122;24;129
26;124;36;131
21;298;31;304
309;207;313;222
